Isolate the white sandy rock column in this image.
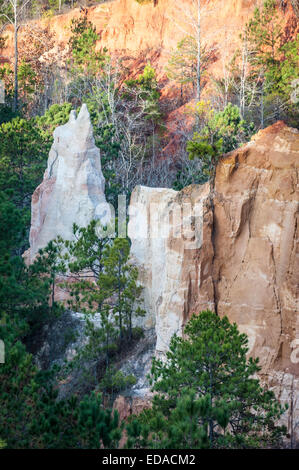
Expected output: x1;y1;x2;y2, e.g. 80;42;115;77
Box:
27;104;109;263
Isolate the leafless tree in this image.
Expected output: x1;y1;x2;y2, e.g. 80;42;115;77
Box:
66;57;164;197
209;30;238;110
0;0;32;111
166;0;215;102
226;30;266;127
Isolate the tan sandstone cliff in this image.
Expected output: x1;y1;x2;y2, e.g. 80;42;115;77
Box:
128;121;299;440
26;112;299;440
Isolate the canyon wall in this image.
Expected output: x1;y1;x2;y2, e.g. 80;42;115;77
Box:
26;107;299;439
1;1;297;84
128;121;299;439
16;0;299;442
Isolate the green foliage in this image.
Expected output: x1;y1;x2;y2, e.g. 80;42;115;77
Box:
0;191;52;327
0;64;13;94
127;311;287;449
275;35;299;98
64;60;162;205
99;366;136;402
0;312;40;448
166;35;215;95
83;96;122;206
0;116;47;227
264;34;299;125
35;102;72;144
187;102;253;182
166;36;198;87
44;221;145;400
0;64;15;123
64;221;145;344
0;322;121;449
68;16;107;75
30;388;120;449
0;1;12;26
0;192;26;315
126;391;210;449
76;392;121;449
207;102;254;153
0;167;120;449
125;64;161;124
18;61;37;104
0;438;6;449
244;0;299;125
0;191;24;255
0;204;122;448
67;23;163;204
246;0;281;67
30;238;67;323
0;103;16;125
0;1;294;451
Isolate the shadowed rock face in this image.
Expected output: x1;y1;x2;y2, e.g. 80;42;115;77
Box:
128;122;299;441
27;104;108;262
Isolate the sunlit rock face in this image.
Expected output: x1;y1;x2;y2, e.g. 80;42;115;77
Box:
213;122;299;376
213;122;299;443
128;122;299;441
27;104;108;262
128;183;215;354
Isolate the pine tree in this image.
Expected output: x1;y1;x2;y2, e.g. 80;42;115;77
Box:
68;16;107;76
0;206;122;448
58;221;145;400
0;116;47;224
166;36;216;103
127;311;287;449
64;221;145;345
30;238;67;320
77;392;121;449
187;102;253;185
244;0;299;125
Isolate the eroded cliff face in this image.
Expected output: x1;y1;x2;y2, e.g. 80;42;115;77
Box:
213;122;298;378
213;123;299;440
128;121;299;439
25;109;299;438
2;0;297;83
128;183;215;352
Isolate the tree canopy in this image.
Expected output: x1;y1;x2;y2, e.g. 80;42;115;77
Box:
127;311;287;449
